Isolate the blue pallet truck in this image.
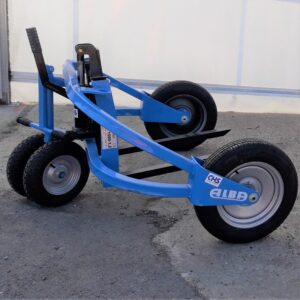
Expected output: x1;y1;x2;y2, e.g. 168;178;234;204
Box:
7;28;298;243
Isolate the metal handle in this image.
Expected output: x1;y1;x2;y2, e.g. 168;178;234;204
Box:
75;43;105;84
25;27;67;98
26;27;49;84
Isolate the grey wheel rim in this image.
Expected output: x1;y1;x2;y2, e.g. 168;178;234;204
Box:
160;95;208;137
42;155;81;195
217;162;284;229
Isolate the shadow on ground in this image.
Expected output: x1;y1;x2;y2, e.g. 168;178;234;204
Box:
0;104;299;299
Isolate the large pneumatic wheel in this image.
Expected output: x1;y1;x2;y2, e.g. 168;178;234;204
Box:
7;134;45;196
23;140;90;207
144;81;217;151
194;139;298;243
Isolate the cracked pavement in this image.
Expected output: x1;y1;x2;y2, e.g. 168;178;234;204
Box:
0;104;299;299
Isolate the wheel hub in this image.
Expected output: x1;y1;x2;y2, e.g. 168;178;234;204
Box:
160;95;207;136
42;155;82;195
48;164;68;182
58;171;66;179
217;162;284;228
180;109;191;124
239;176;262;193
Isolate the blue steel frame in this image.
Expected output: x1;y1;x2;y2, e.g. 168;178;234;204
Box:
27;61;259;207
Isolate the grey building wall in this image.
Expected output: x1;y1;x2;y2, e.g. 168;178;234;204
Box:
0;0;10;104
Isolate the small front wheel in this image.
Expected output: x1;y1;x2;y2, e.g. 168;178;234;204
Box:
23;140;90;207
194;139;298;243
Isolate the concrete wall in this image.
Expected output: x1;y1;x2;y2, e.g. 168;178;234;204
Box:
8;0;300;112
0;59;2;98
0;0;10;104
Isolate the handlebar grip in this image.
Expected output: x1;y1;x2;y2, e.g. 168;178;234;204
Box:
25;27;68;98
26;27;49;84
26;27;42;53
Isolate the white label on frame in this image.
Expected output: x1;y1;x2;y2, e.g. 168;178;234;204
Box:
205;172;223;187
74;108;79;118
101;127;118;149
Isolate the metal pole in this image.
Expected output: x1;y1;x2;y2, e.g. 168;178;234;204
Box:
0;0;10;105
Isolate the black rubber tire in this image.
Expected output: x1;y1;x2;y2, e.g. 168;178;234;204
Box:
23;140;90;207
144;81;217;151
194;138;298;243
6;134;45;196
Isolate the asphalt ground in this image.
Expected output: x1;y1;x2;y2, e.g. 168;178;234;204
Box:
0;104;299;299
